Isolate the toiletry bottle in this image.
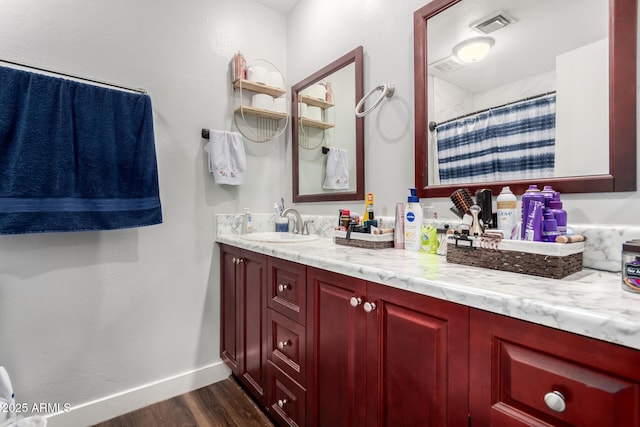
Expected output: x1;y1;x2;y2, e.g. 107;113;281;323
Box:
621;240;640;293
325;82;333;103
542;210;559;242
243;208;253;234
363;193;374;223
404;188;423;251
340;209;351;231
541;185;556;208
524;200;544;241
421;207;438;254
496;186;517;239
520;185;544;239
548;193;567;235
475;189;493;228
394;203;405;249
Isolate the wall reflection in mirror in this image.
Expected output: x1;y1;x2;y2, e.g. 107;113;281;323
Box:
292;46;364;202
414;0;636;197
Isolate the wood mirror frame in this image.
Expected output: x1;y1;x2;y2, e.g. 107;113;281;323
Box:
292;46;364;203
413;0;637;197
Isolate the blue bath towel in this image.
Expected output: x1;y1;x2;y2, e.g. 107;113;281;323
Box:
0;65;162;234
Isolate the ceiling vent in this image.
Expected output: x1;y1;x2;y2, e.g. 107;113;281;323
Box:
429;56;466;73
471;11;516;34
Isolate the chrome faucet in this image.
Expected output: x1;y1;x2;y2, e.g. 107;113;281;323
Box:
281;208;303;234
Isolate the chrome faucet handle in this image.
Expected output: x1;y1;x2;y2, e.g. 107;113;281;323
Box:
302;220;313;235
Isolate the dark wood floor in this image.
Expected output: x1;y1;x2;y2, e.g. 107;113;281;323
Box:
93;376;276;427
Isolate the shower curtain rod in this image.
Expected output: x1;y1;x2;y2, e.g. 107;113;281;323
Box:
428;91;556;131
0;58;147;94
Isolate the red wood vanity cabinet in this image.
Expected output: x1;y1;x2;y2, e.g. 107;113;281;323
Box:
220;245;640;426
469;309;640;427
219;244;268;406
306;267;470;427
220;248;469;426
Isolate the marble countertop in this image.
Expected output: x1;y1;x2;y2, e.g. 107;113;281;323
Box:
216;234;640;351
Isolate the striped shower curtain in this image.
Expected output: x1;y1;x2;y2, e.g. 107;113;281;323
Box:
435;94;556;185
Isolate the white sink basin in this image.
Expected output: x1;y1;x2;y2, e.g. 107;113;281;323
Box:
240;232;320;243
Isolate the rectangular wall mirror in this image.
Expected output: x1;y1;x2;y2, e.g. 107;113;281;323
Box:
292;46;364;202
414;0;637;197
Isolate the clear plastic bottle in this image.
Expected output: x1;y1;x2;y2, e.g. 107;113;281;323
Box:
242;208;253;234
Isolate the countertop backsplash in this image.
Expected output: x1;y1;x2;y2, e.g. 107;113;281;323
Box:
215;214;640;273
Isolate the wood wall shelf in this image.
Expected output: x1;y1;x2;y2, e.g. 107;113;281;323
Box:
233;79;286;98
299;95;334;109
235;106;288;120
300;117;334;130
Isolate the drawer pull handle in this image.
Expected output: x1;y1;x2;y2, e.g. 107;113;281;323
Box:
278;283;291;292
363;301;377;313
277;398;288;408
544;391;566;413
277;340;291;350
350;297;362;307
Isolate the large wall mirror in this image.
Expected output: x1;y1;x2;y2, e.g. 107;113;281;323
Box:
292;46;364;202
414;0;637;197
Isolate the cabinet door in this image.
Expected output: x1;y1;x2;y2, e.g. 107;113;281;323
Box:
238;249;268;405
220;244;241;374
307;267;367;427
470;309;640;427
365;282;469;427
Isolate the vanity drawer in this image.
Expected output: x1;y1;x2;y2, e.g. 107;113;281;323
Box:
492;340;639;426
268;309;306;386
268;258;306;325
267;361;306;427
470;309;640;427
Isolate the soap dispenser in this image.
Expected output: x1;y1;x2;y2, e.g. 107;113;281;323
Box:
242;208;253;234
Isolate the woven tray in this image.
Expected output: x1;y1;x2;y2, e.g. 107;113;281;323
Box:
446;236;583;279
334;230;394;249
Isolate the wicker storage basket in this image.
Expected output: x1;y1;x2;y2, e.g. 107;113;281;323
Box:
446;235;584;279
334;230;394;249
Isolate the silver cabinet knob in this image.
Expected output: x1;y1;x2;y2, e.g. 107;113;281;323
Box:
544;391;566;413
277;398;288;408
232;257;244;265
277;340;290;350
363;301;377;313
350;297;362;307
278;283;291;293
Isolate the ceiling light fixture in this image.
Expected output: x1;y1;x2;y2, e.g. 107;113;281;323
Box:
452;37;495;63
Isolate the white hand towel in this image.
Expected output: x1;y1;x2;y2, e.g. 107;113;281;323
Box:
323;147;349;190
205;129;246;185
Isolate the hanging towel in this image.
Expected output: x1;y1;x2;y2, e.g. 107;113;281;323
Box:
323;147;349;190
205;129;246;185
0;65;162;234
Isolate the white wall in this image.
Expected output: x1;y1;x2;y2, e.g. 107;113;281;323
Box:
287;0;640;225
0;0;288;425
556;38;609;177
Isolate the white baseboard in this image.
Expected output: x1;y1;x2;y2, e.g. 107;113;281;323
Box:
45;362;231;427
